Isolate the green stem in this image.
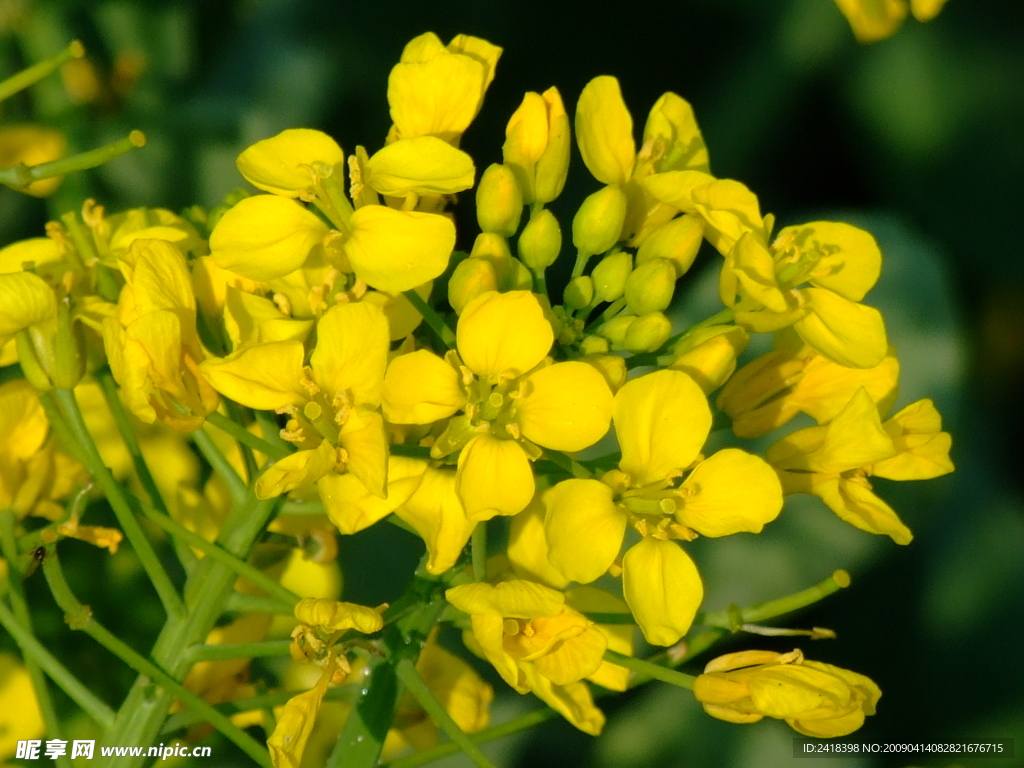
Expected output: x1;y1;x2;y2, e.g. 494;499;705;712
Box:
0;515;72;768
404;290;457;349
541;450;593;479
96;371;169;514
0;40;84;102
471;522;487;582
206;410;290;461
45;390;184;618
395;658;498;768
192;426;247;502
0;598;116;729
0;132;147;191
143;505;300;609
223;591;297;616
583;296;626;334
185;640;293;664
570;248;591;280
700;570;850;629
604;649;695;690
41;550;273;768
530;267;548;298
384;707;559;768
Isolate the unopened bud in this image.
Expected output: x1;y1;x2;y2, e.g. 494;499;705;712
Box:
591;250;632;303
449;257;498;314
572;184;627;256
671;324;749;393
503;87;570;204
564;276;594;310
583;353;627;393
477;164;523;236
623;311;672;353
625;258;676;315
469;234;531;293
636;214;703;277
517;209;562;270
598;314;636;347
579;335;609;355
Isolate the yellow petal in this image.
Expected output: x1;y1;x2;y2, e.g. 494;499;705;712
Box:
446;580;564;619
872;398;954;480
833;0;908;43
517;362;613;451
414;638;493;734
614;369;711;487
815;477;913;544
910;0;948;21
622;537;703;646
507;493;569;589
198;341;307;411
0;653;45;756
319;455;426;535
294;598;383;633
641;169;716;212
236;128;344;197
395;465;475;575
642;92;710;173
267;666;332;768
0;237;63;275
311;301;389;406
813;388;897;472
564;586;634;692
677;449;783;537
383;349;467;424
794;288;888;369
520;665;605;735
531;622;607;686
457;291;552;379
691;179;766;256
256;440;335;499
338;410;389;499
455;433;534;519
120;238;196;314
0;272;57;342
543;479;625;584
574;76;635;186
210;195;328;281
365;136;475;196
723;233;787;312
344;205;455;293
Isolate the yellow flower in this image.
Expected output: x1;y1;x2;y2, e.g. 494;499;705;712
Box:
393;463;477;575
833;0;949;43
693;649;881;737
446;579;607;734
387;32;502;146
382;290;613;519
200;301;391;503
717;340;899;437
293;598;384;634
102;238;219;430
0;653;45;762
543;369;782;646
267;662;334;768
766;388;953;544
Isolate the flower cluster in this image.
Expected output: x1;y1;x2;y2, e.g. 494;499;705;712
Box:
0;30;955;768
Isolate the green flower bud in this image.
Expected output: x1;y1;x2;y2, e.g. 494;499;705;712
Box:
517;209;562;270
624;258;676;315
598;314;637;346
469;234;532;293
564;276;594;310
476;163;523;237
579;335;610;355
470;231;512;261
572;184;627;256
636;214;703;277
591;250;633;303
623;311;672;353
449;257;498;314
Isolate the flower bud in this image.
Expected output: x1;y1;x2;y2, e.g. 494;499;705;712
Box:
624;258;676;315
449;257;498;314
670;325;749;394
572;185;627;257
579;335;609;355
517;209;562;270
476;163;523;236
503;87;570;204
591;250;632;303
598;314;636;346
582;353;627;392
635;214;703;277
563;276;594;310
623;311;672;353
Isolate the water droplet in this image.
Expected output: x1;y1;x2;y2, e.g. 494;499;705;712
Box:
361;688;369;696
355;735;364;743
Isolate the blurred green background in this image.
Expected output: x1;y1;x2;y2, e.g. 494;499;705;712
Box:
2;0;1023;766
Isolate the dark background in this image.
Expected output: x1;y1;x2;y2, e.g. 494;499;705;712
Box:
1;0;1022;766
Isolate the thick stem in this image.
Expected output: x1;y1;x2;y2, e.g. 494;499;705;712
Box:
471;522;487;582
403;289;457;349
